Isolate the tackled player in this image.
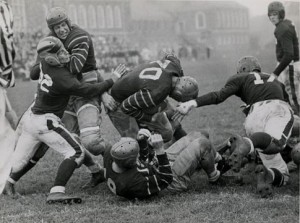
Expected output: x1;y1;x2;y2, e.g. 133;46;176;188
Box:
103;129;222;200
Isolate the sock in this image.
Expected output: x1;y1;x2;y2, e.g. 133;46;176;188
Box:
173;126;187;141
10;159;37;182
53;158;77;187
208;169;220;182
270;168;285;187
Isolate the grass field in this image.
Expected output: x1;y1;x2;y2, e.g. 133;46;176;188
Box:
1;60;299;223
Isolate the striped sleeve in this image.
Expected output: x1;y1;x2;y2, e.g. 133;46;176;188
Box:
67;35;90;74
135;153;173;198
120;89;157;121
0;1;15;88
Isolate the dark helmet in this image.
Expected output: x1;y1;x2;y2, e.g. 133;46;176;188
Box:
268;1;285;19
37;36;64;66
46;7;71;30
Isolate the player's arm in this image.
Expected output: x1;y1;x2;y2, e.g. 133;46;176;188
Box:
174;75;240;116
273;31;294;76
131;134;173;198
120;89;165;122
56;67;123;98
30;56;42;80
67;35;90;74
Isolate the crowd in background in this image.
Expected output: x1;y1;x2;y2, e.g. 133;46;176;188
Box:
12;30;212;80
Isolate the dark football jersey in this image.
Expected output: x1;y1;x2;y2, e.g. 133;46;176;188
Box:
31;60;113;118
273;19;299;75
62;25;97;74
111;60;180;121
103;146;173;200
195;72;288;107
30;25;98;81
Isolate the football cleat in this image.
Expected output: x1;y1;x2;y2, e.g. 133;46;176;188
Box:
216;156;231;175
227;135;251;172
46;192;82;204
82;169;106;189
255;165;274;198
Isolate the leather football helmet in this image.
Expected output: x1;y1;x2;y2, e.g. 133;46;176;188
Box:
37;36;63;66
236;56;261;74
170;76;199;102
46;7;71;30
268;1;285;19
110;137;139;169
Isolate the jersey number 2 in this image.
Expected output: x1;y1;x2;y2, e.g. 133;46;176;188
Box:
38;65;53;93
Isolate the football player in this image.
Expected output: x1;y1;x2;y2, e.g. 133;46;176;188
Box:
103;129;221;199
29;7;118;188
174;56;294;198
268;1;300;116
3;36;122;203
108;52;199;143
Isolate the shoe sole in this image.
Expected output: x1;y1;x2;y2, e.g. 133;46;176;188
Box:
47;197;82;204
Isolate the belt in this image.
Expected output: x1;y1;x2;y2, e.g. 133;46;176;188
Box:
248;99;288;114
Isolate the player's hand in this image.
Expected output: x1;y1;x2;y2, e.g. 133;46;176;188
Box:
149;134;164;154
172;100;197;120
269;73;278;80
111;64;127;82
137;128;151;141
101;92;118;111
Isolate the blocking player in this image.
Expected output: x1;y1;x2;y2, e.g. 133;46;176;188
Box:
3;36;121;203
174;56;294;198
108;52;199;143
104;129;221;199
268;1;300;115
29;7;117;188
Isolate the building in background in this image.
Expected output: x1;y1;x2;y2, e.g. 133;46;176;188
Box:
8;0;250;59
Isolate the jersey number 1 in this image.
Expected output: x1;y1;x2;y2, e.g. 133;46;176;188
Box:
252;72;275;85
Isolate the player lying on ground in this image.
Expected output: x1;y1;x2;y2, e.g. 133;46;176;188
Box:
2;36;123;204
174;56;295;198
103;129;223;200
108;52;198;144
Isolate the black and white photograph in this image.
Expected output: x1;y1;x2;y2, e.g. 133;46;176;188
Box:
0;0;299;222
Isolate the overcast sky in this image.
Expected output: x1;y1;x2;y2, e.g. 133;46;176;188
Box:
168;0;298;16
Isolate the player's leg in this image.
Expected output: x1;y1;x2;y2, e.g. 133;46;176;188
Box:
107;106;140;139
62;100;105;188
166;132;220;192
139;112;173;143
40;115;84;204
73;97;109;155
4;126;41;196
244;101;294;154
256;151;289;198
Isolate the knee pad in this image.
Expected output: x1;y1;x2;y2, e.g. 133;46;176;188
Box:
81;133;107;156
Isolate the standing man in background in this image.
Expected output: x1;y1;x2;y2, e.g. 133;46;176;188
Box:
268;1;300;116
0;0;18;194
